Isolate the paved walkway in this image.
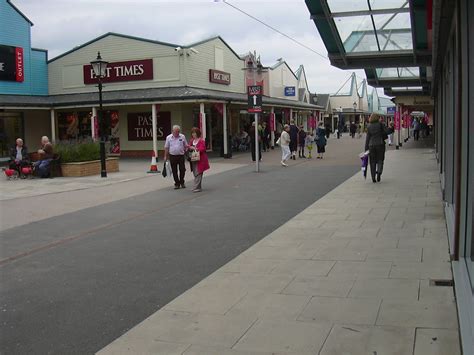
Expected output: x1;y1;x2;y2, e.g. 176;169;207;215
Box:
98;146;460;355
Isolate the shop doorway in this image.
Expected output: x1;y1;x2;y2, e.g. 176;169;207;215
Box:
0;112;24;158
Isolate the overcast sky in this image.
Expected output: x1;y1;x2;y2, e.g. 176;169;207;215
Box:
15;0;383;96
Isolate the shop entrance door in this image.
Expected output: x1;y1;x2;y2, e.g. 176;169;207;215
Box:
0;112;24;159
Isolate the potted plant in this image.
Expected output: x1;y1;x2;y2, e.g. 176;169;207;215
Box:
54;139;119;177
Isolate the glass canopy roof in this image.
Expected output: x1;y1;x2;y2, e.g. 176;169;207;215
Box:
329;1;412;53
376;67;420;78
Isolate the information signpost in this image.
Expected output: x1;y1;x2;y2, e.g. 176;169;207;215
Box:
248;85;263;172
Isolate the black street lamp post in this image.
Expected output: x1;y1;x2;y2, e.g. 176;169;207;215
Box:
90;52;109;178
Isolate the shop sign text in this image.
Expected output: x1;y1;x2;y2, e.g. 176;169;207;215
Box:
127;112;171;141
0;45;24;82
83;59;153;84
209;69;231;85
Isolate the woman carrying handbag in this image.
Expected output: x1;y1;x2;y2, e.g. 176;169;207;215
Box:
188;127;210;192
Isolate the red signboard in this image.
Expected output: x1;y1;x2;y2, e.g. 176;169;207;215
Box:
83;59;153;84
15;47;24;82
209;69;231;85
127;112;171;141
394;111;401;130
0;45;24;82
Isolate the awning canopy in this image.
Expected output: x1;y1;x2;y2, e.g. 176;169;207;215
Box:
0;86;323;111
306;0;432;97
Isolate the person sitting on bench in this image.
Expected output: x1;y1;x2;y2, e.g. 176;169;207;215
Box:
9;138;30;173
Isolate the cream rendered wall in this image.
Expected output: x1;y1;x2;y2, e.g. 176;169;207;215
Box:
268;63;298;101
330;92;359;111
297;68;311;103
48;35;184;95
23;110;51;148
185;38;245;93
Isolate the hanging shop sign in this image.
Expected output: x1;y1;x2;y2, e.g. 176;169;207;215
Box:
83;59;153;84
284;86;296;96
248;85;263;113
0;45;24;82
127;111;171;141
387;106;396;115
209;69;231;85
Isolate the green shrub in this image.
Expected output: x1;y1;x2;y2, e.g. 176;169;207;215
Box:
54;140;101;163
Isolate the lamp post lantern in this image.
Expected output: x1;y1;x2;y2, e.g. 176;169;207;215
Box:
90;52;109;178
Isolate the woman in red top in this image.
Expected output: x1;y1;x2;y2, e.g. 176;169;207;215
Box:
188;127;210;192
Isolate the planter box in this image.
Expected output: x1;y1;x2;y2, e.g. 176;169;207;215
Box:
61;158;119;177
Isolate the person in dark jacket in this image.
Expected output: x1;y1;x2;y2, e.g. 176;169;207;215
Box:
350;122;357;138
297;125;307;158
289;119;299;160
9;138;30;172
315;122;327;159
365;114;388;183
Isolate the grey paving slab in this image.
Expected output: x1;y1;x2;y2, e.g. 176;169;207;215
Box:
232;319;331;354
414;328;461;355
226;292;311;321
269;259;336;277
349;278;419;300
418;280;456;304
282;276;354;297
312;246;368;261
326;261;392;280
320;325;415;355
183;345;280;355
97;339;190;355
389;261;453;280
376;300;458;329
119;310;257;349
297;296;381;325
366;247;422;262
218;257;280;274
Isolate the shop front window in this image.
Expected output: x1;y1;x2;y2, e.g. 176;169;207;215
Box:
0;112;24;158
58;111;92;141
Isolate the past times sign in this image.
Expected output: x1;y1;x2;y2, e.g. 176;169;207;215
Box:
127;112;171;141
0;45;24;82
209;69;231;85
83;59;153;84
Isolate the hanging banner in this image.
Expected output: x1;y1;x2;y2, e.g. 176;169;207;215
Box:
109;111;120;154
0;45;24;82
394;111;401;130
269;113;276;131
213;103;224;116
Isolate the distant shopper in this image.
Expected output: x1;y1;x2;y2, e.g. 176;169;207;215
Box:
9;138;29;172
305;131;314;159
298;125;307;158
387;122;395;146
289;119;298;160
315;122;327;159
279;124;291;167
262;121;270;152
350;122;357;138
325;123;331;139
365;113;388;183
164;125;188;189
249;122;262;162
356;124;362;139
413;119;420;141
188;127;209;193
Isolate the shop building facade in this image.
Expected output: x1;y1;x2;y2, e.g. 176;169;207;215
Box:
0;0;50;158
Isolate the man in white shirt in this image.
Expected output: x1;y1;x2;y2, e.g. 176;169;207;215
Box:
164;125;188;189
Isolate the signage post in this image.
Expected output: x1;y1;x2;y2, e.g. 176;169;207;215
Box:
248;85;263;172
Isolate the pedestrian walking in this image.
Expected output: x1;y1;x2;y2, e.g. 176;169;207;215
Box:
262;121;270;152
365;113;389;183
279;124;291;166
305;131;314;159
164;125;188;189
325;123;331;139
188;127;209;193
413;119;420;141
350;122;357;138
298;125;307;158
289;119;298;160
315;122;327;159
249;122;262;162
387;122;395;146
356;124;362;139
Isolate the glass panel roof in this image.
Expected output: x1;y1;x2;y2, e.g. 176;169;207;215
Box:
376;67;420;78
391;86;423;90
330;1;412;53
